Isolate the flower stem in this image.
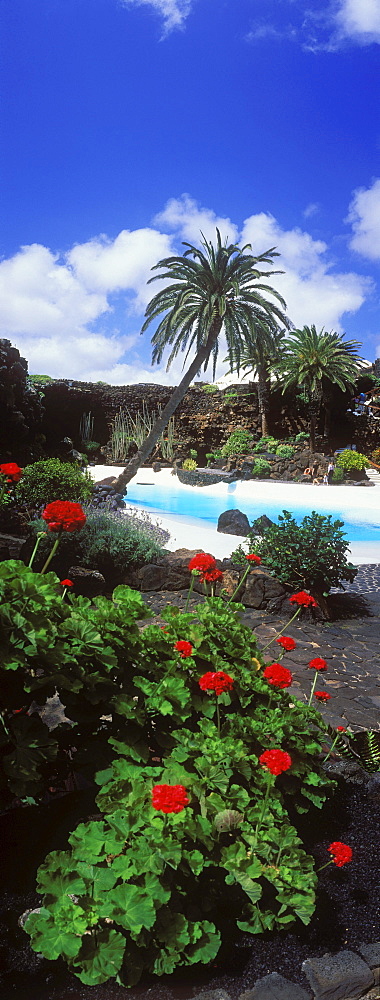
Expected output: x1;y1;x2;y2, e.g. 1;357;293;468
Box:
40;531;62;574
317;859;333;872
228;565;250;605
308;671;318;707
0;712;11;738
28;532;45;569
261;607;301;651
253;773;272;849
215;694;220;736
184;571;196;612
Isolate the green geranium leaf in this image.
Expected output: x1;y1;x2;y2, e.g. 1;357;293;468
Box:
73;928;126;985
99;883;156;933
25;908;82;960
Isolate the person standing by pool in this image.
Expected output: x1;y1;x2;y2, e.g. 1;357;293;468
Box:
327;460;335;484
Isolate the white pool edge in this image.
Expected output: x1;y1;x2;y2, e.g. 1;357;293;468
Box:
89;466;380;566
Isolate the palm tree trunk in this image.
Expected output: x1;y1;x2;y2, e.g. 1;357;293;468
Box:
322;391;332;441
113;320;223;493
257;364;271;437
308;390;321;454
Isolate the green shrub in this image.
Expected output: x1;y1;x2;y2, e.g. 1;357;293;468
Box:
83;440;100;455
28;509;167;581
336;449;368;472
371;448;380;465
234;510;357;606
24;594;333;986
295;432;309;443
17;459;94;507
332;467;344;484
206;450;223;466
251;458;271;478
221;429;254;458
275;444;295;459
252;436;279;453
182;458;197;471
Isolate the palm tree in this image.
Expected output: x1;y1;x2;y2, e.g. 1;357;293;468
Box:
226;322;288;437
113;230;288;492
275;325;365;452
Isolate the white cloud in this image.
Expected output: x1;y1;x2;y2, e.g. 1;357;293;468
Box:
303;202;320;219
246;1;380;51
0;244;109;336
240;212;371;331
347;178;380;260
154;194;239;246
335;0;380;44
68;228;173;310
120;0;192;35
0;198;373;383
0;229;173;381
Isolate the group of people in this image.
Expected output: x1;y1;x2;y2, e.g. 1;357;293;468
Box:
349;391;380;417
303;459;335;485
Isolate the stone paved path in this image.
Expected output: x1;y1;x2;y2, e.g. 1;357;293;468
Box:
142;565;380;732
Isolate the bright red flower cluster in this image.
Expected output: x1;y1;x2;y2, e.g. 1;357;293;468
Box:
328;841;353;867
246;553;261;564
201;568;223;583
60;579;74;587
259;749;292;776
42;501;86;533
336;726;346;732
188;553;216;573
0;462;23;483
263;663;293;689
151;784;189;814
198;671;234;696
289;591;318;607
276;636;296;651
309;657;327;671
314;690;331;702
174;640;193;658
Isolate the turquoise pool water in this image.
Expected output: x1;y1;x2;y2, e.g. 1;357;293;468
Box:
125;479;380;543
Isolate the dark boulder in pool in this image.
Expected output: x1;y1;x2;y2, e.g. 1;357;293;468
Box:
217;509;250;536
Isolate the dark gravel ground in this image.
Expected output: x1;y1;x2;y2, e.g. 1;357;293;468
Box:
0;775;379;1000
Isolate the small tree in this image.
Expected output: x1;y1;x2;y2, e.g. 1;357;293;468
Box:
236;510;357;618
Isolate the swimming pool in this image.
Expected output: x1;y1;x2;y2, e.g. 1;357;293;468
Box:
124;474;380;544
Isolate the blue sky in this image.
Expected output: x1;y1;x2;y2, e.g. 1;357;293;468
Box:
1;0;380;384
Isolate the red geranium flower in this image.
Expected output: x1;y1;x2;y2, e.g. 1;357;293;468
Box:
151;784;189;814
259;749;292;776
174;640;193;658
289;591;318;607
246;553;261;564
309;657;327;671
199;671;234;696
42;500;86;533
188;553;217;573
314;690;331;702
200;568;224;583
0;462;23;483
276;636;296;651
328;841;353;867
336;726;346;732
60;579;74;587
263;663;293;689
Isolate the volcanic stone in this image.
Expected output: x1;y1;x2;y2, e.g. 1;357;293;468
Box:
67;566;106;597
239;972;312;1000
302;949;374;1000
217;509;250;535
243;569;286;609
